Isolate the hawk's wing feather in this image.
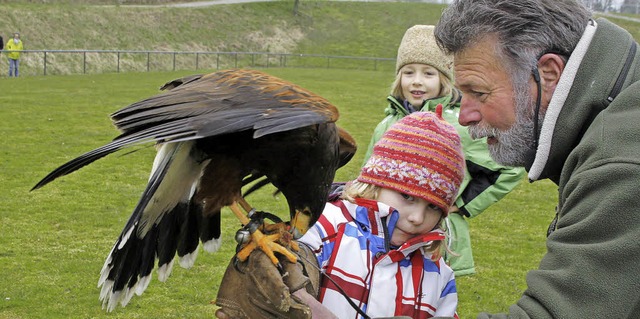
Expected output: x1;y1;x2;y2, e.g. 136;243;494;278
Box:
112;69;338;137
32;69;337;191
30;121;195;191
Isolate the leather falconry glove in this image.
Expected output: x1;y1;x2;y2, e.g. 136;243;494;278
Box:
214;244;320;319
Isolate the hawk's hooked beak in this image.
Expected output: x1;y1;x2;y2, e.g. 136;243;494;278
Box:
291;209;312;239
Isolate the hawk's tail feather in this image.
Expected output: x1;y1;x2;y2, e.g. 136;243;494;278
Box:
195;203;222;253
97;142;212;311
98;200;210;311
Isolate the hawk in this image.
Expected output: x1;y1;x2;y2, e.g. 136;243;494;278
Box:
32;69;357;311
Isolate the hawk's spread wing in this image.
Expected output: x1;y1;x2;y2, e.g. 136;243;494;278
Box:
32;69;356;311
32;69;339;190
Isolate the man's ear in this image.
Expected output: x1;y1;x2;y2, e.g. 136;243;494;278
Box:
537;53;565;102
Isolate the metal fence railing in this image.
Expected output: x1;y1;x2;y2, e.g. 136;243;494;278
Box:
0;49;396;77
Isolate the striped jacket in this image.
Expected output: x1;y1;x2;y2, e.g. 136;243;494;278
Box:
298;198;459;319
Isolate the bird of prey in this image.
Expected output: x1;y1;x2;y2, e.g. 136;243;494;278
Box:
31;68;357;311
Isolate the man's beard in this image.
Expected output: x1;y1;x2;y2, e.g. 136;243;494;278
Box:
467;81;541;167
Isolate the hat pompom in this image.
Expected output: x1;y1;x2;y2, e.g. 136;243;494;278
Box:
435;103;444;119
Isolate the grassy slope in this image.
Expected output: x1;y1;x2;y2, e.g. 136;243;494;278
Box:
0;1;451;76
0;1;449;56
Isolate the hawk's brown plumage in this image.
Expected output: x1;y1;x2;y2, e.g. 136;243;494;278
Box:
32;69;357;311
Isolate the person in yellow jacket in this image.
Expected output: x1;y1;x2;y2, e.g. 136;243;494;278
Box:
6;32;24;77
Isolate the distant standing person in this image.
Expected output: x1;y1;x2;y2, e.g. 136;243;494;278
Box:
6;32;23;77
0;34;4;51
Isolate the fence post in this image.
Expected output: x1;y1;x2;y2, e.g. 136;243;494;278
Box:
83;52;86;74
147;52;150;72
173;52;176;71
216;53;219;70
117;51;120;73
234;53;238;68
43;51;47;76
196;53;199;70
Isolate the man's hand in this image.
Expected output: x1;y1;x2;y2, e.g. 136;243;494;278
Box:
214;245;319;319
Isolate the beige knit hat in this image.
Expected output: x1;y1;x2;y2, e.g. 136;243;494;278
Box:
395;25;454;81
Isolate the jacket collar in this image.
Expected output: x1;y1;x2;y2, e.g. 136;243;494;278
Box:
351;198;445;255
527;20;597;181
385;95;453;116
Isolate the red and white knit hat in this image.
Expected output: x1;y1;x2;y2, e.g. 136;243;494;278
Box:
358;106;465;215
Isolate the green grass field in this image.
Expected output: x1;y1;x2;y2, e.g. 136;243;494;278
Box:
0;68;557;319
0;1;635;317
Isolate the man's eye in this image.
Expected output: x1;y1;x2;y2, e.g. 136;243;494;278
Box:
472;91;487;98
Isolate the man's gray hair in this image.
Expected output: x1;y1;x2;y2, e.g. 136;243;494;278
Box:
434;0;591;73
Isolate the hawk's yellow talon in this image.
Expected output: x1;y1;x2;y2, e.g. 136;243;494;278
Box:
231;201;298;265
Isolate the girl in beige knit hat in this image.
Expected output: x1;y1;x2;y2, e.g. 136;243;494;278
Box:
391;25;457;108
363;25;526;277
363;25;459;164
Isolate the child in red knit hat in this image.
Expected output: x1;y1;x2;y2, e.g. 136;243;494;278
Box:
296;108;465;319
215;109;464;319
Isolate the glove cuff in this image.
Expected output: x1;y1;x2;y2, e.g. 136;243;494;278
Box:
296;242;320;299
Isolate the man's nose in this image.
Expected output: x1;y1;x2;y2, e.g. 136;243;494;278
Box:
458;97;481;127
